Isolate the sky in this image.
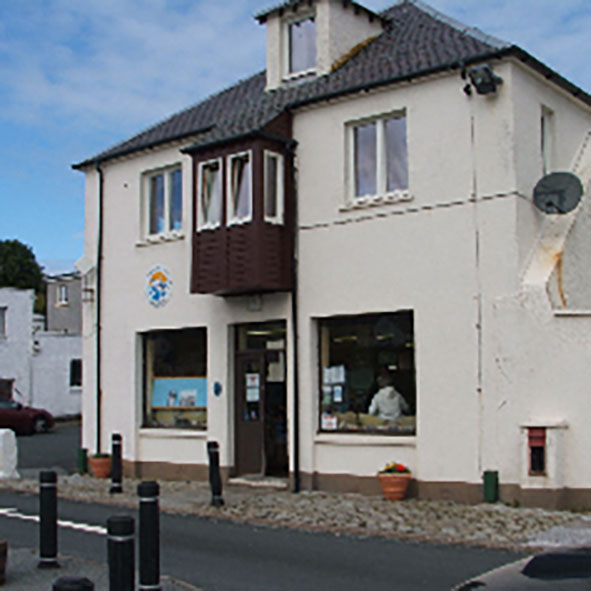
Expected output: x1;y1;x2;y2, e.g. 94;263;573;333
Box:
0;0;590;275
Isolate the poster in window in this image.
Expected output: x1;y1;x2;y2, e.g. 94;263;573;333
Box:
152;377;207;408
321;415;338;430
333;385;343;403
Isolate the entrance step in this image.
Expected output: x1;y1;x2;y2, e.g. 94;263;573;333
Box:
228;475;289;490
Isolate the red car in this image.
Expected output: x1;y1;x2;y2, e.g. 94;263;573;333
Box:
0;398;54;435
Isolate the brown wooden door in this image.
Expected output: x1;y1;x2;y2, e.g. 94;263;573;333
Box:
234;353;265;475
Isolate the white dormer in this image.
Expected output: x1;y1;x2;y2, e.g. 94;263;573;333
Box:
257;0;385;90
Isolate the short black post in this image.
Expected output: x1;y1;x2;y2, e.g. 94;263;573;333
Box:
53;575;95;590
110;433;123;494
107;515;134;591
207;441;224;507
138;481;160;591
38;470;59;569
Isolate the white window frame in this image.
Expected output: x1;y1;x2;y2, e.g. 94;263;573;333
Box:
264;150;284;224
197;157;224;231
57;284;69;306
142;164;183;241
283;12;317;80
347;111;409;206
541;105;554;175
226;150;253;226
0;307;6;338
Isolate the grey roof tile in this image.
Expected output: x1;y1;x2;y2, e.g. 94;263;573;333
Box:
73;0;589;168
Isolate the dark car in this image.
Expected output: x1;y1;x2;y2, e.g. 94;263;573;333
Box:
452;547;591;589
0;398;54;435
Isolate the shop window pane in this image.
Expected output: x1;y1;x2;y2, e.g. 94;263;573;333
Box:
289;17;316;74
169;168;183;231
354;122;377;197
385;117;408;192
143;328;207;429
149;173;165;234
319;312;416;435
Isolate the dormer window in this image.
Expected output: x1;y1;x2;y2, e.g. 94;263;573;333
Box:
287;15;316;75
227;151;253;224
199;159;223;229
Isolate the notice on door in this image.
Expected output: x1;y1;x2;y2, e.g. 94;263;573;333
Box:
245;373;260;402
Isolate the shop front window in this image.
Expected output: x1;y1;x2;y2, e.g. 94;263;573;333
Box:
318;312;416;434
143;328;207;429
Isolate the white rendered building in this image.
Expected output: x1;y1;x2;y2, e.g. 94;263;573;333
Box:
74;0;591;508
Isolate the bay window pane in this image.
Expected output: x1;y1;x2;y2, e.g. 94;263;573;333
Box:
289;17;316;73
201;161;222;226
230;154;251;220
169;168;183;231
385;117;408;192
354;122;377;197
149;174;165;234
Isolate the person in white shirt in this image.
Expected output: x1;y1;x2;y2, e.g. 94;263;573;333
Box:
368;374;409;421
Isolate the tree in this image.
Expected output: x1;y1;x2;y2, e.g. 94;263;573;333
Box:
0;239;44;293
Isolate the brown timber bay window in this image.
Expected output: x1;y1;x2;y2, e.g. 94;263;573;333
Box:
143;328;207;429
319;312;416;434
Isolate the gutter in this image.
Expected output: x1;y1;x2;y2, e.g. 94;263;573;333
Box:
95;162;104;454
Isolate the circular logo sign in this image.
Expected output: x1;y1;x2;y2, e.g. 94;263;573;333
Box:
146;266;172;307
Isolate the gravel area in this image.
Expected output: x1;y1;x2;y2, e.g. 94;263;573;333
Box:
2;475;590;552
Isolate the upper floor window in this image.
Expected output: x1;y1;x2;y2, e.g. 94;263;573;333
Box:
541;106;554;175
0;307;6;338
350;113;408;202
227;152;253;224
145;165;183;238
57;284;69;305
288;15;316;75
198;159;223;229
264;151;284;224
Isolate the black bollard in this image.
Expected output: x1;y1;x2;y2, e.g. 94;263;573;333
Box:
207;441;224;507
110;433;123;494
138;481;160;591
107;515;134;591
53;575;95;590
38;470;59;569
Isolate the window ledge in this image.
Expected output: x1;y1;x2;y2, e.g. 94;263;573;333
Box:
283;68;316;83
553;309;591;317
314;433;416;446
341;191;413;212
69;387;82;393
139;427;207;439
136;232;184;247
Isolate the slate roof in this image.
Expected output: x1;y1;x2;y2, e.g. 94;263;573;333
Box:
73;0;590;169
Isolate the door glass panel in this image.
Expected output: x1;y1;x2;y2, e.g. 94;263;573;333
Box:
243;359;261;421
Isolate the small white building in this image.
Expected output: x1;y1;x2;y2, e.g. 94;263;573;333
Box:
0;286;82;417
74;0;591;508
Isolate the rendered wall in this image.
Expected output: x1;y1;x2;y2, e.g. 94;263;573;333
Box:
31;333;82;417
0;289;34;403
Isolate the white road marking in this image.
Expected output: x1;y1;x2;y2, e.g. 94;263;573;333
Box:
0;506;107;535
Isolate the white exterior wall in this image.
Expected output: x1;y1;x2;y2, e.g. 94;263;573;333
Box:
31;333;82;417
0;289;34;403
80;143;293;467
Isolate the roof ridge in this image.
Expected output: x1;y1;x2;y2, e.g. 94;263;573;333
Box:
400;0;509;50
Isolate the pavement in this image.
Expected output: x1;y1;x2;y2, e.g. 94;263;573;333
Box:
3;472;591;588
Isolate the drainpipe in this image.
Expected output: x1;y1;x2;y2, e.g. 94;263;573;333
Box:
95;161;104;455
289;142;300;493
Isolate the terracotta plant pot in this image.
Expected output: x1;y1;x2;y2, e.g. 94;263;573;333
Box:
378;472;411;501
88;456;112;478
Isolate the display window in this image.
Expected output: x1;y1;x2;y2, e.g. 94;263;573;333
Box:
142;328;207;429
318;312;416;434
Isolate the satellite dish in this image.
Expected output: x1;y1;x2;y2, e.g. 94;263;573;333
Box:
533;171;583;214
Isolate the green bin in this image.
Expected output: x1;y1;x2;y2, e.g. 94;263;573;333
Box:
483;470;499;503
